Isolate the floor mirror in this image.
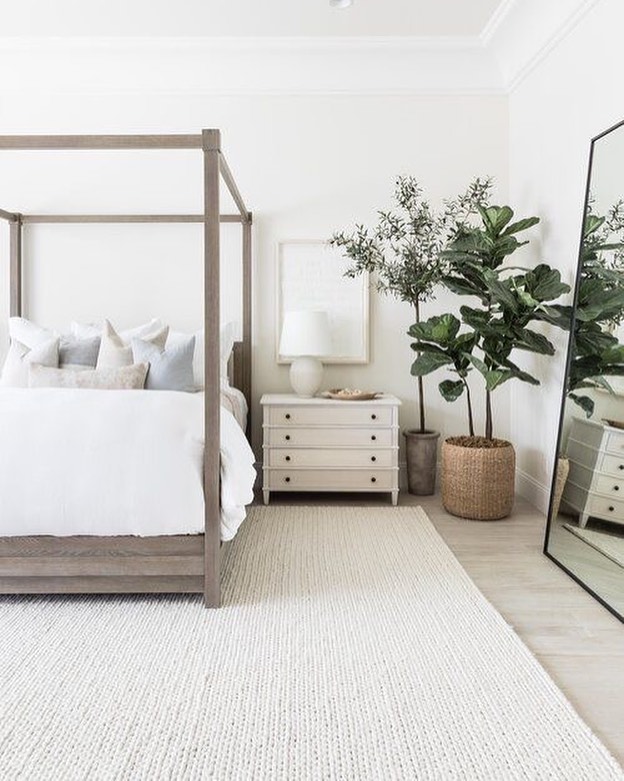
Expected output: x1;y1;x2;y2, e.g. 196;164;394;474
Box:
545;118;624;623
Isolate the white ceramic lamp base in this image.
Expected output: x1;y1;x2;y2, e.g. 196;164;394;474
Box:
290;356;323;398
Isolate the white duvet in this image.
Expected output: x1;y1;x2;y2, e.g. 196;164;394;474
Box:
0;389;256;540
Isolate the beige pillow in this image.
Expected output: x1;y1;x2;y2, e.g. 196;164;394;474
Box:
29;362;149;390
97;319;168;370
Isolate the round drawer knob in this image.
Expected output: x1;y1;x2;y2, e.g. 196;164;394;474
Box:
285;455;291;462
285;435;291;441
371;435;377;441
285;476;291;483
371;414;377;420
371;477;377;483
609;505;615;512
619;465;624;471
285;413;291;420
614;485;620;491
371;456;377;462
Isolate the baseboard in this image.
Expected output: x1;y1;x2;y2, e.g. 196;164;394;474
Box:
257;460;549;513
515;468;550;514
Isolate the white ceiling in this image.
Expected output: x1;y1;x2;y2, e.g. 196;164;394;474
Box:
0;0;504;38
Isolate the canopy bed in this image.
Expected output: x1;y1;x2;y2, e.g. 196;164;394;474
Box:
0;130;252;608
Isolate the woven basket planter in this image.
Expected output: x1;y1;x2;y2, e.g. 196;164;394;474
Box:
441;437;516;520
551;456;570;519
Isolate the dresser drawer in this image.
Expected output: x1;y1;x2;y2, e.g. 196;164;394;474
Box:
598;453;624;477
267;405;392;427
593;473;624;497
265;469;396;491
265;427;395;448
586;494;624;523
604;431;624;456
265;448;396;468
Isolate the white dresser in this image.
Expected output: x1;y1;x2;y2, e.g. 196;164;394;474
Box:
563;417;624;528
261;393;401;505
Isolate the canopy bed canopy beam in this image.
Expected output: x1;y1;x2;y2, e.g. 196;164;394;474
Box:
0;207;18;222
0;134;204;150
20;214;247;224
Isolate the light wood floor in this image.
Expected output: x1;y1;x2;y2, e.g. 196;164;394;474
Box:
260;491;624;767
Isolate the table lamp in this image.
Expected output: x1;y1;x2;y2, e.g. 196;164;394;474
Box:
279;310;332;397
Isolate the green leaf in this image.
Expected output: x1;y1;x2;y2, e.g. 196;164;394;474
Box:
501;216;540;236
439;379;465;402
568;392;595;417
410;351;452;376
514;328;555;355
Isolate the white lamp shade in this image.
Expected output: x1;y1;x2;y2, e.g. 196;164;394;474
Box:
279;310;332;358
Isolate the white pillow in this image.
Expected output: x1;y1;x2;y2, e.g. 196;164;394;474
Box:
167;322;236;388
9;317;55;349
97;319;169;370
71;318;166;343
0;337;60;388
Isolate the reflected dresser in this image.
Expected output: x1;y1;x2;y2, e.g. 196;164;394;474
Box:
261;393;401;505
563;416;624;528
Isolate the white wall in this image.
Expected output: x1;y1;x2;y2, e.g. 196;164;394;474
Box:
0;93;508;457
509;0;624;510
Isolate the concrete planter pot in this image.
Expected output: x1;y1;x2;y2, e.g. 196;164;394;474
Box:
441;436;515;520
403;430;440;496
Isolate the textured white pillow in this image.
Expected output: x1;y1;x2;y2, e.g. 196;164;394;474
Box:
9;317;55;349
97;320;169;370
0;337;60;388
71;318;166;343
29;362;149;390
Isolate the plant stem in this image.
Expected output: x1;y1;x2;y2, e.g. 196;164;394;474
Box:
485;389;493;440
415;300;426;433
464;380;475;437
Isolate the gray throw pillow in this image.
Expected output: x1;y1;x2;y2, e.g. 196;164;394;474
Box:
59;335;101;368
132;335;196;392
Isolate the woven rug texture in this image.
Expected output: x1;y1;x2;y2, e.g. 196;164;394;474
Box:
0;505;621;780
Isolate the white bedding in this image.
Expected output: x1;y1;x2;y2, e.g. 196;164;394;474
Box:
0;389;256;541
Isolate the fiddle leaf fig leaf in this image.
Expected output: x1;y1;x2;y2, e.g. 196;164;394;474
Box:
439;379;465;402
410;351;452;376
501;216;540;236
568;392;595;417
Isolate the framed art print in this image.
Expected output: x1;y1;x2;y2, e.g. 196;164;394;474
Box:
276;240;370;364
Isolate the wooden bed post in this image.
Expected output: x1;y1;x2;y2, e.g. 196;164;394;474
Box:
203;129;221;608
9;214;22;317
242;215;252;435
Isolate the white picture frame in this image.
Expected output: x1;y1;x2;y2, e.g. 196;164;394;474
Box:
276;240;370;364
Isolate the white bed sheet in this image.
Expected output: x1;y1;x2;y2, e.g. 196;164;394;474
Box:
0;389;256;540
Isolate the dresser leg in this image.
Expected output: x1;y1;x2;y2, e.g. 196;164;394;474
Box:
391;490;399;507
579;512;589;528
263;489;270;506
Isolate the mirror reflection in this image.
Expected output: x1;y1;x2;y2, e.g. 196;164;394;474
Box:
546;119;624;620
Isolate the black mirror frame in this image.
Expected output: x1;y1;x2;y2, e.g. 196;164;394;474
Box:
543;117;624;625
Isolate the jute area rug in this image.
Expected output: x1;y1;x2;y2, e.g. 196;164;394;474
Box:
0;506;621;780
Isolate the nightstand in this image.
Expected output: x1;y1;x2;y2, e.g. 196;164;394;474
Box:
261;393;401;505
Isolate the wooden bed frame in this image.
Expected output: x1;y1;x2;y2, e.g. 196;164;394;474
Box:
0;131;252;608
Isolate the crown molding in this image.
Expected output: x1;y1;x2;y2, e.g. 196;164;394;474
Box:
0;1;604;97
0;36;504;96
485;0;603;91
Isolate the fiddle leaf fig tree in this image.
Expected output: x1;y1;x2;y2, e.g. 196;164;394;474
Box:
410;205;571;440
330;175;492;434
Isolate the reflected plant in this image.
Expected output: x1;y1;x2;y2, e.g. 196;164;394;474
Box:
565;199;624;416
